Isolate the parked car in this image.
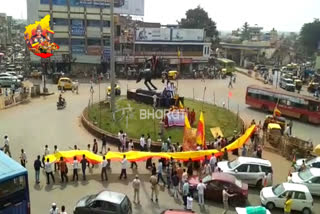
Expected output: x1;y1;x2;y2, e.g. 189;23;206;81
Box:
0;76;22;88
73;191;132;214
0;72;18;80
218;157;273;187
57;77;77;90
188;172;248;206
260;183;313;214
294;157;320;171
290;168;320;196
6;72;24;81
161;209;196;214
236;206;271;214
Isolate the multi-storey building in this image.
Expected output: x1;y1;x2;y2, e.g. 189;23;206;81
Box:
26;0;121;74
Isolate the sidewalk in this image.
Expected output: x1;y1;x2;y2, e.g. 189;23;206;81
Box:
236;67;265;83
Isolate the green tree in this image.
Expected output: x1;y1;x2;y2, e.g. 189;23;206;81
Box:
241;22;250;41
300;19;320;56
178;6;218;41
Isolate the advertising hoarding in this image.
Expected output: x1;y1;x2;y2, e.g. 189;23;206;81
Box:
136;28;170;41
114;0;144;16
172;29;204;41
79;0;125;7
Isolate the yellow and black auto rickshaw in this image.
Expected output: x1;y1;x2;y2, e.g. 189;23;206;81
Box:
294;79;303;91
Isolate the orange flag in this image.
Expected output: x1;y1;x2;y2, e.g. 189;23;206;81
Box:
196;112;206;148
183;113;197;151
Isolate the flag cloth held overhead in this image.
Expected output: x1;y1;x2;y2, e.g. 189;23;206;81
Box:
196;112;205;148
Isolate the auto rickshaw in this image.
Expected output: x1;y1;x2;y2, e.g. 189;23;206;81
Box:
106;84;121;97
307;81;319;93
263;115;286;134
294;79;302;91
266;123;282;147
168;70;179;80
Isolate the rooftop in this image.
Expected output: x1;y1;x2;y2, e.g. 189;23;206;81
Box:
0;150;27;182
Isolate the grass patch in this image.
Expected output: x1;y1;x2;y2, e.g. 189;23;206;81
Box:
88;97;242;143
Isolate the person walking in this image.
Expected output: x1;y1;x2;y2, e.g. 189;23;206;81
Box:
60;205;67;214
228;75;233;88
284;195;293;214
151;162;156;175
172;171;179;199
42;145;50;166
147;134;152;151
92;139;98;154
49;203;59;214
209;153;217;172
150;172;159;202
101;134;107;155
288;120;293;136
118;130;123;151
182;182;190;208
101;156;108;181
132;175;141;204
140;134;146;151
119;155;128;179
45;158;55;185
187;194;193;211
222;187;235;214
34;155;43;184
53;145;59;172
72;156;79;182
197;179;206;206
59;157;68;183
20;149;27;167
80;154;88;181
3;135;11;157
157;160;166;185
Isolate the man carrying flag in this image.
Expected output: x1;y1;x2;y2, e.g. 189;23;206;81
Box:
196;112;206;149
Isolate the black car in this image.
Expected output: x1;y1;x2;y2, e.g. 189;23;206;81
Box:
74;191;132;214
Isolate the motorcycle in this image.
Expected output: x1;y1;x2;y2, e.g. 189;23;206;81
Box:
57;100;66;110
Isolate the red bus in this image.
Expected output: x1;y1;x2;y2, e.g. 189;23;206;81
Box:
246;85;320;124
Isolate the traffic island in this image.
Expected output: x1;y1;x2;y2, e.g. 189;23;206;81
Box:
82;97;244;151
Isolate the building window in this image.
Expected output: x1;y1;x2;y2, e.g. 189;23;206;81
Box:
52;0;67;5
69;0;80;6
71;19;84;26
103;37;110;46
87;38;101;46
71;39;85;45
103;21;110;27
53;18;68;26
87;20;101;27
40;0;49;4
53;38;68;45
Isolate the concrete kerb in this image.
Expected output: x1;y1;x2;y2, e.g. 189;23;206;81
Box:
81;106;162;151
81;101;246;151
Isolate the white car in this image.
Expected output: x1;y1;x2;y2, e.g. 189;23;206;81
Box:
260;183;313;214
0;73;18;80
217;157;273;187
294;157;320;171
290;168;320;196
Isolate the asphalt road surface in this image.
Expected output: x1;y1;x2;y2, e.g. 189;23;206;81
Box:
0;73;319;214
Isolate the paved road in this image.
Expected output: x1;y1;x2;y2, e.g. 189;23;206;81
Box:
0;73;319;214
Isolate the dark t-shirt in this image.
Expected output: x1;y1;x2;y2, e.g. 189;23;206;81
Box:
102;137;107;146
81;159;88;169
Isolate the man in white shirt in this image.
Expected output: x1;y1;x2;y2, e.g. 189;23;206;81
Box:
197;179;206;206
147;134;152;151
20;149;27;167
49;203;59;214
209;153;217;172
118;130;123;151
45;158;55;185
140;134;146;151
72;156;79;182
42;145;50;166
187;194;193;211
157;160;166;185
3;135;11;157
132;175;141;204
119;155;128;179
101;156;108;181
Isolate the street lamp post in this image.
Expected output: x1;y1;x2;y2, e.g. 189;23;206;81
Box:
110;0;116;114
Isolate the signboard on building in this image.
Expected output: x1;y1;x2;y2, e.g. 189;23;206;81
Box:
114;0;144;16
136;28;170;41
79;0;125;7
172;29;204;41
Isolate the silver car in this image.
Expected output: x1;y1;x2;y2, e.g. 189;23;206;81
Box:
294;157;320;171
218;157;273;187
74;191;132;214
0;76;21;88
290;168;320;196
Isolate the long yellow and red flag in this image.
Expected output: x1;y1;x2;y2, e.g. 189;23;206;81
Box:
196;112;205;148
45;125;256;164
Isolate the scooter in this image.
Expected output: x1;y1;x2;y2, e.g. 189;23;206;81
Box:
57;100;66;110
